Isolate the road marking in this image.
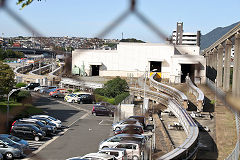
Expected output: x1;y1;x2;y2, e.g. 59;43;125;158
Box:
23;107;90;160
99;120;113;126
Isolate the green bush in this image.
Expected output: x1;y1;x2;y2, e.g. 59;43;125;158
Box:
16;83;27;88
67;89;73;93
114;92;130;105
74;89;80;92
94;94;115;105
94;88;105;96
16;91;31;102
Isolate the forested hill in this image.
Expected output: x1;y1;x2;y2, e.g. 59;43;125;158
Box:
200;21;240;50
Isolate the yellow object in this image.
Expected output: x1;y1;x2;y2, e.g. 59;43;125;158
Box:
150;72;161;78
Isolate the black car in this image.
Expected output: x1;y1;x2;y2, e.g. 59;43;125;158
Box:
26;83;40;90
10;124;46;141
92;105;114;117
12;119;55;136
77;94;94;104
30;117;57;128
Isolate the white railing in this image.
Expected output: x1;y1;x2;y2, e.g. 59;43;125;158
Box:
149;73;188;108
186;76;204;111
60;78;104;89
29;64;52;75
130;73;199;159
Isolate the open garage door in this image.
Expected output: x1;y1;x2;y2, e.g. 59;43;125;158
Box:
181;64;195;83
91;65;100;76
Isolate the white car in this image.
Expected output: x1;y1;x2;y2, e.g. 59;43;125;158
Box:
30;115;62;128
114;141;142;160
34;86;47;92
112;119;142;131
99;134;145;150
67;153;115;160
98;148;127;160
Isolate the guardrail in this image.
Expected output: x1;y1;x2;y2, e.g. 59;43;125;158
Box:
130;73;199;159
29;64;52;75
149;73;188;109
185;76;204;112
60;78;104;89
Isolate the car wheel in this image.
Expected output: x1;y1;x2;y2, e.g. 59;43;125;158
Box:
115;127;120;131
93;112;97;116
5;152;13;160
72;100;74;103
80;101;83;104
102;146;108;149
132;156;139;160
34;136;40;141
55;95;58;98
109;113;114;117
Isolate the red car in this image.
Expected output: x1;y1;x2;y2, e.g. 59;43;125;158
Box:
114;125;144;135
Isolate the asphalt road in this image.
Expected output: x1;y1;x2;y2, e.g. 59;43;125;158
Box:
26;93;114;160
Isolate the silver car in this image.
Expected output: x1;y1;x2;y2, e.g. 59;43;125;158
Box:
99;134;145;150
0;140;22;159
112;119;142;131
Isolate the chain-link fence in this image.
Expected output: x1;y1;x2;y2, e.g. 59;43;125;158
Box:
1;0;240;159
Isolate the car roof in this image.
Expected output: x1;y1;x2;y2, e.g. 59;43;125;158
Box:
19;118;39;122
13;123;37;127
100;147;126;152
114;134;144;138
82;152;115;159
119;119;138;123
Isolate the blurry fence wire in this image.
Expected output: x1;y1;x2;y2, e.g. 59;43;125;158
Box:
1;0;240;159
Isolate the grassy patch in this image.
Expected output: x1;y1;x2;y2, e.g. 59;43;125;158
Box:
0;101;22;113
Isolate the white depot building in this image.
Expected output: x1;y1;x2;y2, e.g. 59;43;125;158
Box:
72;42;206;84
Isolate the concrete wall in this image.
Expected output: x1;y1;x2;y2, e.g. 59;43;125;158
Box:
72;42;205;83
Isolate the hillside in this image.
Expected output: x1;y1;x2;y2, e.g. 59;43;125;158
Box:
200;21;240;50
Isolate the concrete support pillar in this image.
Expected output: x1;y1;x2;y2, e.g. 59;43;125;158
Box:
209;52;213;68
217;44;224;87
223;39;232;91
233;33;240;97
213;48;218;70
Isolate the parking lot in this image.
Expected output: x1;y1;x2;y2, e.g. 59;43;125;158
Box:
22;92;114;160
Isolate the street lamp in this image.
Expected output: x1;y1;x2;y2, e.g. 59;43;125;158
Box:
7;88;21;128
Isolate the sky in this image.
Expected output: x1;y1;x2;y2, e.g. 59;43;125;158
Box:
0;0;239;43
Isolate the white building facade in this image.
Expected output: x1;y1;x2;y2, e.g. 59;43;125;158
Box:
72;42;206;84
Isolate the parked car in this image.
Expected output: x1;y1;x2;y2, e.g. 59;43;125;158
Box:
98;148;127;160
30;117;57;128
34;86;47;92
99;134;145;150
114;140;143;160
0;153;3;160
30;115;62;129
13;119;56;135
92;105;114;117
77;94;94;104
114;125;144;135
112;119;142;131
0;140;22;160
81;153;115;160
0;134;29;150
128;116;146;129
10;124;46;141
25;83;40;90
39;86;57;93
49;89;68;98
64;94;78;103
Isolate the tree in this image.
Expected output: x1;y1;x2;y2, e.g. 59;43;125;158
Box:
103;77;128;98
0;62;15;96
120;38;145;43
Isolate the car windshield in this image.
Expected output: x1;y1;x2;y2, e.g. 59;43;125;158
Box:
48;116;57;121
8;135;21;142
0;138;14;145
32;125;40;131
36;121;45;127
